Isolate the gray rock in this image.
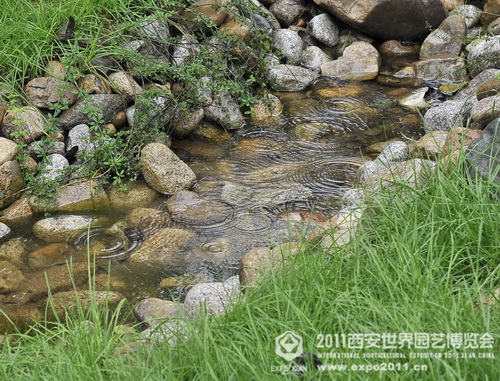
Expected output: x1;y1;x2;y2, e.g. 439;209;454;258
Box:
470;95;500;130
466;117;500;184
376;141;410;164
397;87;430;111
134;298;181;328
320;41;380;81
0;138;19;166
0;238;28;267
138;17;170;42
468;39;500;78
414;54;468;84
107;180;161;210
450;5;482;28
25;141;65;160
340;188;365;211
32;215;97;243
419;15;466;60
301;46;330;71
269;64;319;92
24;77;78;109
183;275;241;318
39;154;69;181
203;92;245;130
454;68;500;101
273;29;303;65
56;94;127;130
140;319;189;346
0;260;25;293
269;0;307;27
487;17;500;35
424;99;471;131
66;124;95;157
140;143;197;195
0;161;25;209
171;37;199;67
1;106;46;144
312;0;447;40
309;13;339;47
0;222;11;243
108;71;143;97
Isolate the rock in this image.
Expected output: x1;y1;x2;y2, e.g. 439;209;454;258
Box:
419;15;466;60
0;222;11;243
454;68;500;101
48;290;126;320
375;141;410;164
45;60;67;79
203;92;245;130
128;228;196;264
173;107;204;137
56;94;127;130
0;138;19;166
107;180;161;210
397;87;430;110
320;41;380;81
1;106;46;144
27;243;72;269
379;40;420;70
66;124;95;157
356;159;436;192
315;85;364;98
415;131;449;160
269;0;307;27
450;5;482;28
340;188;365;211
32;215;98;243
481;0;500;26
413;54;468;84
193;121;232;142
0;261;24;293
466;118;500;184
308;210;363;248
442;127;483;156
79;74;113;94
139;319;189;345
476;78;500;101
39;153;69;182
470;95;500;130
309;13;339;47
24;77;78;109
269;64;319;91
184;0;230;27
0;304;43;333
29;181;110;213
171;36;199;67
250;93;283;125
160;274;208;288
424;99;471;131
140;143;197;195
183;275;241;318
301;46;331;71
219;15;252;42
5;262;89;304
0;238;28;267
134;298;181;328
468;39;500;78
127;207;167;226
312;0;448;41
273;29;303;65
487;17;500;35
138;17;170;41
366;138;404;154
0;161;25;209
25;140;65;160
108;71;143;97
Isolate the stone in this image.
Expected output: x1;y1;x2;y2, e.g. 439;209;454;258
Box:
219;15;251;42
397;87;430;111
29;181;110;213
450;5;482;28
0;238;28;267
465;118;500;184
308;210;363;248
32;215;98;243
442;127;483;156
139;319;189;346
79;74;113;94
301;46;330;71
487;17;500;35
138;17;170;42
39;154;69;182
171;36;199;67
470;95;500;130
309;13;339;47
375;141;410;164
0;138;19;166
250;93;283;126
0;304;43;333
273;29;303;65
269;0;307;27
173;108;204;137
184;0;231;27
454;68;500;101
45;60;67;79
128;228;196;264
320;41;380;81
183;275;241;318
24;77;78;109
0;222;10;243
415;131;449;160
0;161;24;209
66;123;95;157
413;54;468;84
312;0;448;41
27;243;72;269
378;40;420;70
140;143;197;195
476;78;500;101
269;64;319;92
424;99;471;131
56;94;127;130
468;39;500;78
0;261;24;293
108;71;143;97
25;140;65;160
160;274;208;288
481;0;500;26
1;106;46;144
107;180;161;210
315;85;364;98
134;298;181;328
203;92;245;130
419;15;466;60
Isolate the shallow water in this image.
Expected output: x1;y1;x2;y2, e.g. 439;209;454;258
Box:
4;78;425;305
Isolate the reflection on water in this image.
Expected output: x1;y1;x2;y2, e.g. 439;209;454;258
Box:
5;78;425;304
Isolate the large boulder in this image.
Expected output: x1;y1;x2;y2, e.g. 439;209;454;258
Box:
312;0;448;41
419;14;466;60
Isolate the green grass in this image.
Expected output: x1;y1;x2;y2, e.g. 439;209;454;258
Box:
0;155;498;380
